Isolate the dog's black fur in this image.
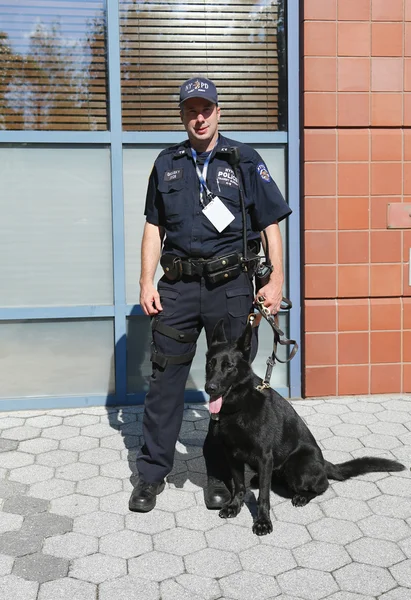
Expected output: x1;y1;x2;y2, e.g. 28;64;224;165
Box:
205;319;406;536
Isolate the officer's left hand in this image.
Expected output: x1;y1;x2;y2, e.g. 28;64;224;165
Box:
256;277;283;316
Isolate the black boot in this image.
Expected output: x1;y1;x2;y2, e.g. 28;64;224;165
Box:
129;478;165;513
204;476;231;510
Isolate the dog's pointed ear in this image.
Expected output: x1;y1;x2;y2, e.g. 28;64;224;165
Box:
211;318;227;345
236;321;253;360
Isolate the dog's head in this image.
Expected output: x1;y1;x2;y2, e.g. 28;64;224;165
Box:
204;319;253;418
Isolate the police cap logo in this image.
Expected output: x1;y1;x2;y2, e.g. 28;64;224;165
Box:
257;163;271;183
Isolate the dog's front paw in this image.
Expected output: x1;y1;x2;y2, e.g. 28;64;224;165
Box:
252;517;273;536
292;493;308;507
219;503;240;519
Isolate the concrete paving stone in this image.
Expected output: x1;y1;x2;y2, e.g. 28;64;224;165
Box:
0;554;14;576
389;558;411;587
78;448;120;465
56;462;98;481
18;438;59;454
101;434;134;450
49;493;99;517
340;412;378;425
347;537;405;567
59;435;99;452
43;531;98;559
358;514;411;541
99;575;160;600
376;410;411;424
194;419;210;432
99;491;131;514
36;449;78;468
0;438;19;452
321;436;364;453
390;446;411;463
24;415;62;428
63;414;100;427
0;574;38;600
38;577;97;600
316;403;351;415
221;570;282;600
100;529;152;558
80;423;116;438
240;544;296;576
183;406;209;421
70;552;126;583
178;430;208;448
28;478;75;500
0;510;24;533
154;526;206;556
321;450;354;464
129;550;185;581
186;456;207;474
399;535;411;557
308;517;362;545
384;400;411;412
350;446;395;460
0;417;26;429
126;508;176;534
304;414;343;428
205;523;258;553
290;404;316;417
360;433;402;450
369;421;409;436
332;479;380;501
77;476;122;497
73;511;124;537
348;401;383;413
293;541;351;571
160;578;209;600
119;421;143;436
167;458;191;478
100;460;131;479
321;497;372;521
272;499;323;526
377;476;411;497
0;451;34;469
13;552;69;583
327;594;375;600
46;409;82;417
167;471;207;493
380;588;411;600
2;426;41;441
22;512;73;538
330;424;371;438
9;464;54;485
305;425;333;441
175;505;227;531
184;547;240;578
277;568;338;600
334;562;396;596
79;407;112;415
175;573;222;600
0;530;43;556
399;431;411;444
42;425;80;440
260;521;311;550
178;420;196;434
155;487;196;512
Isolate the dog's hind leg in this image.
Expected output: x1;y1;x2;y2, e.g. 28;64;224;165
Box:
252;454;273;536
219;457;246;520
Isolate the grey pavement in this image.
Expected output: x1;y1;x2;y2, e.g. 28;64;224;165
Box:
0;394;410;600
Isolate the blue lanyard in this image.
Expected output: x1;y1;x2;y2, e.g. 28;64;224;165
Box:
191;147;214;206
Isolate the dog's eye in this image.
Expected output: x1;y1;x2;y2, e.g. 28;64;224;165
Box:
223;361;235;372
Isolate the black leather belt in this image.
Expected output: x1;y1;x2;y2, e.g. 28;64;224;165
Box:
181;259;207;277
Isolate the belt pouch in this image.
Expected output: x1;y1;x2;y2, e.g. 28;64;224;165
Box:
206;263;241;284
204;252;239;274
160;254;182;281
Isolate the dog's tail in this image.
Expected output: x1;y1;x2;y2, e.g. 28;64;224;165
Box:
325;457;405;481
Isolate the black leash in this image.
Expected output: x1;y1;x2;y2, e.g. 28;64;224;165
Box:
249;295;298;391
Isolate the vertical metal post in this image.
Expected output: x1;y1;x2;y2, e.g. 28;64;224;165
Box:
287;0;302;398
107;0;127;402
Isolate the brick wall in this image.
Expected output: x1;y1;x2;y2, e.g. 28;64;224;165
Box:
303;0;411;396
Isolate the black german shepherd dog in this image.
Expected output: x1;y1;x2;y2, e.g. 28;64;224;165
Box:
205;319;406;536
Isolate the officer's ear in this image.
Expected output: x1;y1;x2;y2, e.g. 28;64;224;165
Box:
216;104;220;122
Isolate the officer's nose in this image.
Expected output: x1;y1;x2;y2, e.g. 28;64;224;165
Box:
197;113;206;123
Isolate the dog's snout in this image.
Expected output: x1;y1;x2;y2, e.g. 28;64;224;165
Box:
206;383;218;394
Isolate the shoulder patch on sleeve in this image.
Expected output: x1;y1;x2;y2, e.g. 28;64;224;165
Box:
257;163;271;182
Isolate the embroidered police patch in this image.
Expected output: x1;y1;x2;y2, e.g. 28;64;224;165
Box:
164;168;183;182
217;167;238;188
257;163;271;182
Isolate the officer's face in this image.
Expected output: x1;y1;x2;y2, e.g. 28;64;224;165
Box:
180;98;221;152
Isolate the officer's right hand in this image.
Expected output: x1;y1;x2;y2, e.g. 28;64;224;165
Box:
140;284;163;316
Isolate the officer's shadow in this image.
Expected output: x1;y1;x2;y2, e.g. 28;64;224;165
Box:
105;320;211;494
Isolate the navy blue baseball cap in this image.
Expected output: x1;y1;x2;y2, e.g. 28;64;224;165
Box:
179;77;218;106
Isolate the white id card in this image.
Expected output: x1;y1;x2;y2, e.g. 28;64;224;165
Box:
202;196;235;232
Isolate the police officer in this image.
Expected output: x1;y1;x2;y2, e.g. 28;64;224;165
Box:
129;77;291;513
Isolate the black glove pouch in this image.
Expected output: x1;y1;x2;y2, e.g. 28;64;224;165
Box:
160;255;183;281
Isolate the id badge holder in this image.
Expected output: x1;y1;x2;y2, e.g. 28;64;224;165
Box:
202;196;235;233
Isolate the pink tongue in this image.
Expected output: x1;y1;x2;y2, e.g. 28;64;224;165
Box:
209;396;223;414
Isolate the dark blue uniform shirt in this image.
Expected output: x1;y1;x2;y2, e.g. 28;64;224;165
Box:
144;133;292;259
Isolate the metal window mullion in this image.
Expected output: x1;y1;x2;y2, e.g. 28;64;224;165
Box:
107;0;127;402
286;0;301;399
